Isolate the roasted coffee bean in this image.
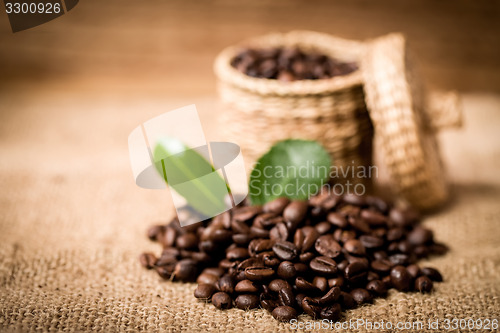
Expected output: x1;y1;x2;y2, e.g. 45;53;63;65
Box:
272;241;298;261
269;223;289;241
235;279;259;293
414;245;429;258
244;267;274;281
309;256;338;276
366;196;389;213
344;239;366;256
430;242;448;255
366;280;387;296
139;252;157;269
359;235;384;249
315;221;332;235
367;271;380;282
279;288;295;307
158;227;176;248
219;258;239;270
295;277;320;293
315;235;342;258
382;275;392;288
147;225;165;241
237;257;265;271
211;229;233;243
387;228;405;242
263;197;290;215
408;227;433;245
301;297;322;319
231;220;250;234
421;267;443;282
344;261;368;284
328;277;345;288
327;212;348;228
349;216;371;233
301;227;319;253
406;264;421;279
194;284;216;300
340;291;356;309
350;288;373;305
389;207;419;227
197;272;219;285
361;209;387;226
389;253;411;266
337;260;349;271
339;230;357;244
317;286;341;305
233;206;262;222
283;200;308;225
235;294;260;309
212;292;233;309
415;276;433;293
390;266;412;291
313;276;328;293
254;213;278;229
232;233;253;246
345;254;369;266
175;233;198;250
294;262;309;275
248;239;275;256
156;264;175;279
216;275;235;294
269;279;291;292
261;298;280;312
173;259;197;282
276;261;296;279
226;247;249;261
272;306;297;322
250;226;270;238
398;240;413;253
343;193;366;206
320;303;342;321
293;229;305;251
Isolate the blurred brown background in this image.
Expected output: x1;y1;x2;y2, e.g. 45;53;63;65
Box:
0;1;499;331
1;0;500;96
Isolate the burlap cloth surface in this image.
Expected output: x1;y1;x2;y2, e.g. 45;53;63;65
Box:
0;92;499;332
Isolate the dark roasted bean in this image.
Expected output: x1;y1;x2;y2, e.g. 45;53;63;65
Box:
197;272;219;285
415;276;433;293
315;235;342;258
344;239;366;256
349;216;371;233
235;279;259;293
387;228;405;242
313;276;328;293
295;277;320;293
367;271;380;282
194;283;216;300
173;259;197;282
340;291;356;309
283;200;308;225
301;297;321;319
309;256;338;276
301;227;319;253
327;212;348;228
344;261;368;284
235;294;260;309
269;279;291;292
216;274;235;294
269;222;289;241
212;292;233;309
272;241;298;261
147;224;165;241
226;247;249;261
294;263;309;275
263;197;290;214
233;206;262;222
406;264;421;278
359;235;384;249
272;306;297;322
421;267;443;282
408;227;433;245
315;221;332;234
350;288;373;305
390;266;412;291
279;288;295;307
320;303;342;321
277;261;296;279
389;253;410;266
176;233;198;250
328;277;345;288
366;280;387;296
361;209;387;226
139;252;157;269
343;194;366;206
317;286;341;305
244;267;274;281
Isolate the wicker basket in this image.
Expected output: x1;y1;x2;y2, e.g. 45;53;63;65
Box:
214;31;372;186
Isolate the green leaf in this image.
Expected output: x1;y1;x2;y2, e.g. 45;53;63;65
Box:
249;139;331;205
153;137;228;218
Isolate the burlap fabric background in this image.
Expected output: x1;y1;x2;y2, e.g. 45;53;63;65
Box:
0;93;499;332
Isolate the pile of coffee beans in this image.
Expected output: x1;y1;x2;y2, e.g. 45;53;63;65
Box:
141;190;446;322
230;47;358;81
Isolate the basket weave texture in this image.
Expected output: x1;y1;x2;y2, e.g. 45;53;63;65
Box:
214;31;373;186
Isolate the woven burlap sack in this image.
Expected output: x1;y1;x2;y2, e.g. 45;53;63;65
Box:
214;31;373;187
